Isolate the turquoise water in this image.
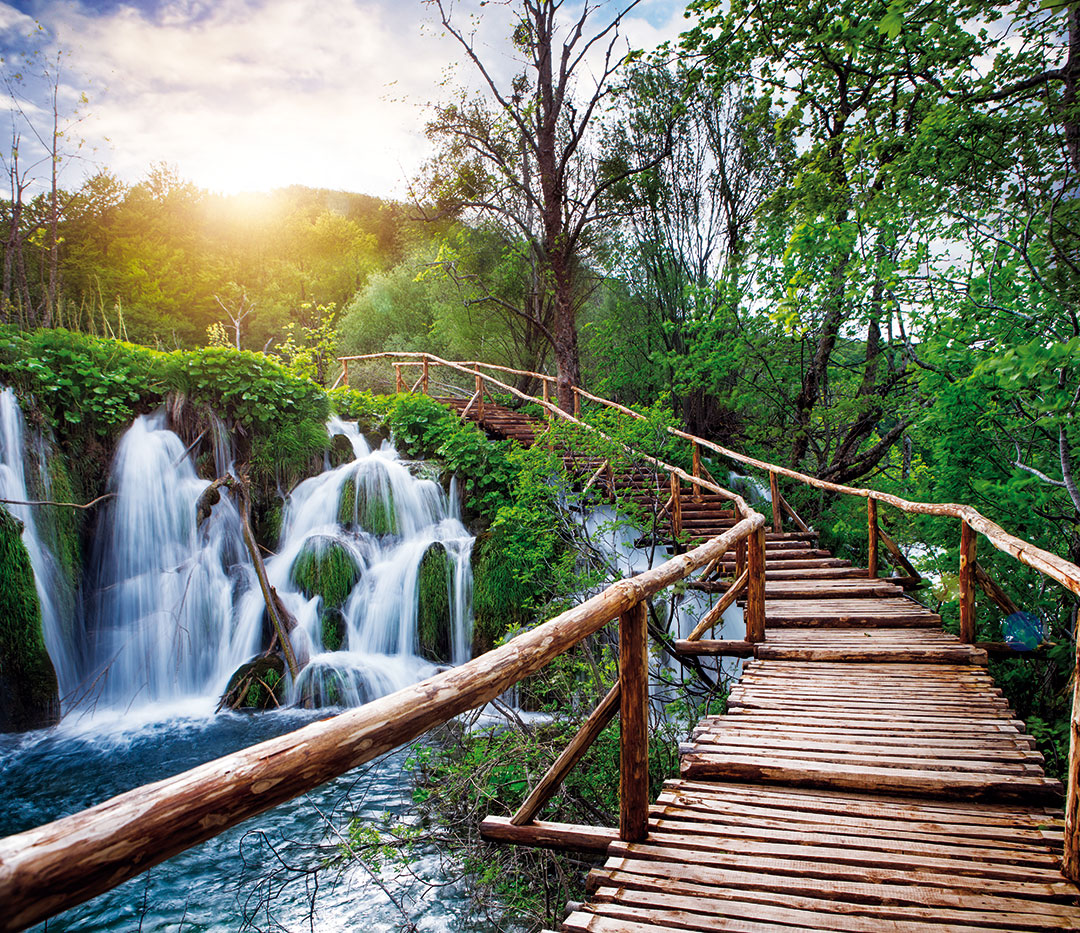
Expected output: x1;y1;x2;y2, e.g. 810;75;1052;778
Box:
0;709;485;932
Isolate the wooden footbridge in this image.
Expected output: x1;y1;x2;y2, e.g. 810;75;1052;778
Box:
2;355;1080;932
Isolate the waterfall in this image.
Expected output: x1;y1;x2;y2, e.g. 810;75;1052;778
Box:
2;400;474;722
79;412;259;713
236;416;475;707
0;389;78;705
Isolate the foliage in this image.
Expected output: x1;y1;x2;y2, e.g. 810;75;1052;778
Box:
0;506;58;729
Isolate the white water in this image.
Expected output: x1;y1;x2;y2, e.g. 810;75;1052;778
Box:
240;417;474;706
79;412;259;713
0;389;79;706
4;401;474;722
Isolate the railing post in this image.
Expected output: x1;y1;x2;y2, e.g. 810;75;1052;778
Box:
769;471;782;533
475;367;485;421
1064;624;1080;881
868;498;879;579
394;364;403;393
692;443;702;502
670;472;682;540
745;525;766;643
959;520;977;643
573;386;580;418
422;359;429;395
343;359;350;388
606;461;615;503
619;599;649;843
736;538;747;578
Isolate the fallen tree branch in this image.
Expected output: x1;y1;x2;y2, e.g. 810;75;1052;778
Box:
0;493;114;510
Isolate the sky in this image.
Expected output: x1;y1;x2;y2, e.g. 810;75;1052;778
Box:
0;0;688;199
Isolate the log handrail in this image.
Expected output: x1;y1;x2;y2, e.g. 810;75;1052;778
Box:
345;353;1080;598
345;352;1080;880
0;516;762;932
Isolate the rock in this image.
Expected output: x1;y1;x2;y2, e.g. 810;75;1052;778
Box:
219;654;286;710
338;474;397;536
417;542;452;663
330;434;356;468
290;535;362;610
0;507;59;731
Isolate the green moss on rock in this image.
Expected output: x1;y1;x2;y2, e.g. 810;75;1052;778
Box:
320;607;347;652
290;535;362;612
338;473;397;536
0;507;59;731
417;542;452;663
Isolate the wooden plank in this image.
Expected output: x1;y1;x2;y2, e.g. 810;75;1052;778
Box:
480;817;616;854
590;872;1079;931
679;753;1064;801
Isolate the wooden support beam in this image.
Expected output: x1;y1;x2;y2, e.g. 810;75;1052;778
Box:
960;520;977;643
769;471;782;533
672;639;755;658
480;817;617;854
511;682;621;826
878;526;921;582
736;538;747;578
686;568;746;642
778;492;811;533
460;388;481;422
1064;626;1080;881
975;562;1021;616
422;358;429;394
343;359;350;387
745;525;766;643
394;364;403;393
669;473;682;539
619;601;648;843
692;443;702;502
475;368;485;420
868;498;879;579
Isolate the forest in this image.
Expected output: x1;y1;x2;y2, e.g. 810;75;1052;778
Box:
0;0;1077;929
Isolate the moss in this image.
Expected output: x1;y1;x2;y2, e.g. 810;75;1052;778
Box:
339;473;397;536
471;532;533;655
417;542;452;663
290;535;362;610
220;655;286;710
0;507;59;731
321;607;347;652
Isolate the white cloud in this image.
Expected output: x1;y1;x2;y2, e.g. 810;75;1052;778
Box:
5;0;683;197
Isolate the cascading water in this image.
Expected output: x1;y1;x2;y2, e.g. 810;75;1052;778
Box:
0;388;78;705
236;416;475;708
78;412;259;714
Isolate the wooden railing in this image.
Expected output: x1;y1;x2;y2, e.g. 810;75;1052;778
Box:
343;352;1080;880
0;364;765;933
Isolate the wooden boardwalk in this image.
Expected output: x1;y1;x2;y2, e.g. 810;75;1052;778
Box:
430;391;1080;930
552;537;1080;932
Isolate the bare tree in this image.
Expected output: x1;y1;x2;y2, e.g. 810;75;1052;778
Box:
420;0;668;409
214;286;255;350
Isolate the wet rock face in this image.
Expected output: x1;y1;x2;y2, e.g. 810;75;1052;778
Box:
417;542;452;664
290;535;363;609
330;434;355;469
220;655;286;710
0;507;59;732
337;475;397;536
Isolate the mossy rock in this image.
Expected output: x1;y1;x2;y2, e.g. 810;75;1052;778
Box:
220;654;286;710
417;542;452;664
338;474;397;536
290;535;362;609
320;606;347;652
0;507;59;731
330;434;356;468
